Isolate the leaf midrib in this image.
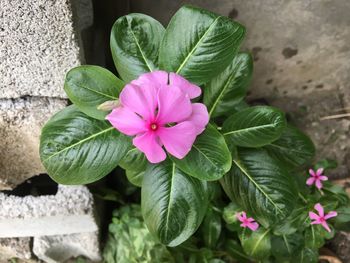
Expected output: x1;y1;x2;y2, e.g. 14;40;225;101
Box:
164;162;176;240
283;235;291;254
267;143;307;155
70;83;118;100
223;124;276;136
127;18;154;72
192;144;218;169
233;159;283;215
176;16;221;74
43;127;115;162
251;229;270;255
208;65;237;116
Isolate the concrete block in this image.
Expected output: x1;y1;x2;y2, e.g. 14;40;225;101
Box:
33;232;101;263
0;185;98;237
0;237;32;261
0;0;93;99
0;97;67;190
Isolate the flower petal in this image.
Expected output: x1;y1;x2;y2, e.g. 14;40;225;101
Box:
306;177;315;186
316;168;324;176
315;203;324;217
106;107;147;136
315;180;323;189
309;212;320;221
120;83;157;119
321;221;331;232
320;176;328;181
236;212;244;222
157;121;196;159
185;103;209;135
325;211;338;220
132;70;168;89
169;72;201;99
246;217;255;223
247;222;259;231
240;222;248;228
309;169;316;177
133;132;166;163
156;85;192;124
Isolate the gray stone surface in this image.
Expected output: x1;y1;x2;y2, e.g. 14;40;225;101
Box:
0;185;98;237
0;237;32;261
329;231;350;263
131;0;350;176
0;97;67;190
33;232;101;263
0;0;93;99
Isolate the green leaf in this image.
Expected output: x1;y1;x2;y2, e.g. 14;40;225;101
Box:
264;125;315;167
104;204;174;263
322;182;350;206
239;228;271;260
159;5;245;84
296;248;318;263
40;105;130;184
271;233;303;260
273;204;309;235
334;206;350;231
64;65;124;120
220;148;297;226
172;124;232;181
119;148;148;187
142;160;208;247
222;202;241;225
200;206;222;248
222;106;286;148
110;13;165;82
204;52;253;118
334;206;350;223
225;240;251;263
314;158;338;170
304;225;326;249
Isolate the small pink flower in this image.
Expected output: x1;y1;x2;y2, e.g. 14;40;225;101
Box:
106;71;209;163
236;211;259;231
309;203;337;232
306;168;328;189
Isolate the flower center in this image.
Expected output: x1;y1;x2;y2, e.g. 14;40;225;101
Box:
320;217;325;222
150;123;158;131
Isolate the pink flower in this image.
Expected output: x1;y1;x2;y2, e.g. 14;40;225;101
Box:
106;71;209;163
309;203;337;232
306;168;328;189
236;211;259;231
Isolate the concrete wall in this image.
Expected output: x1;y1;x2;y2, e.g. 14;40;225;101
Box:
130;0;350;178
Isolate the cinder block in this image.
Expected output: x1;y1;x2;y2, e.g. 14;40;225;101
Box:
0;237;32;261
0;185;98;237
33;232;101;263
0;0;93;99
0;97;67;190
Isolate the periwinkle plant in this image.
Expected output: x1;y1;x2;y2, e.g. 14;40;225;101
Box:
40;5;350;262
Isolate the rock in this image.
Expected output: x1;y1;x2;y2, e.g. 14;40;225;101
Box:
0;0;93;99
131;0;350;174
33;232;101;263
0;185;98;237
328;231;350;263
0;97;67;190
0;237;32;261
